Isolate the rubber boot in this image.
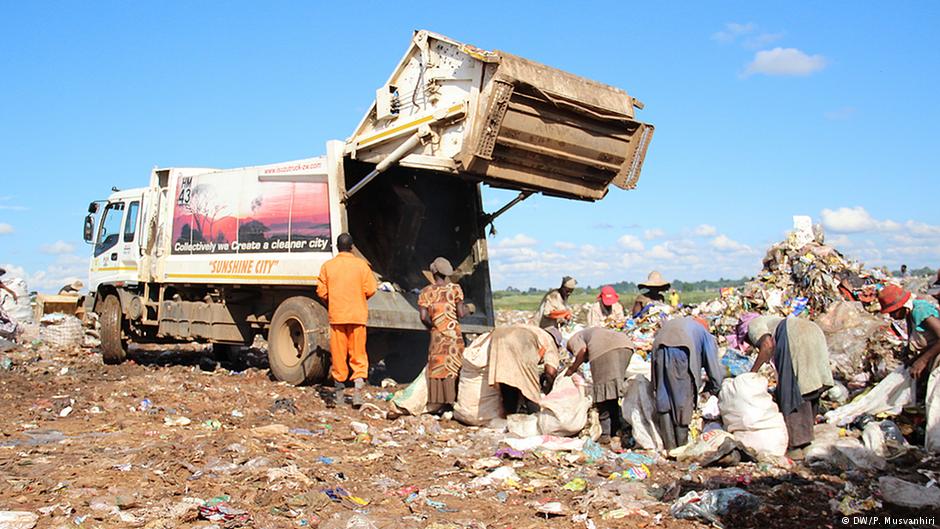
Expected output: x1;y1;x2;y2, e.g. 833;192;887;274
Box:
351;378;365;408
334;382;345;407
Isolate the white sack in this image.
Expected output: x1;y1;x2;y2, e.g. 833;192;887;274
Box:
537;374;590;436
824;367;914;427
620;374;664;450
454;333;502;426
718;372;788;456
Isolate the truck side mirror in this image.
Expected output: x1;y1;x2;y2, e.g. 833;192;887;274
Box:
83;214;95;243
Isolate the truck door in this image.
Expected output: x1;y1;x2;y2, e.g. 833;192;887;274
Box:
90;201;127;286
118;198;142;276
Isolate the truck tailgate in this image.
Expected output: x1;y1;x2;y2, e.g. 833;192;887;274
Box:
346;31;653;201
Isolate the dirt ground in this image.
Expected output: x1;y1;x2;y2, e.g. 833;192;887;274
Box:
1;342;938;529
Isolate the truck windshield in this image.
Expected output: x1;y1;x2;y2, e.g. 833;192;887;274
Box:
95;202;126;257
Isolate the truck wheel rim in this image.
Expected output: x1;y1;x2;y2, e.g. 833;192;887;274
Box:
274;317;305;368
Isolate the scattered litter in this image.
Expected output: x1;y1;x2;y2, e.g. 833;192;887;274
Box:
879;476;940;509
164;416;191;427
0;511;39;529
270;397;297;414
670;487;760;527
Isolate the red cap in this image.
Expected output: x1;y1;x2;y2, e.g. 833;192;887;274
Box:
878;284;911;314
598;285;619;306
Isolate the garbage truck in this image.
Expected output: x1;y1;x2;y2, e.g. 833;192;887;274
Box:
81;30;654;384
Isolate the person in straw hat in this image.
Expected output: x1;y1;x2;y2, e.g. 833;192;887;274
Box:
632;271;670;318
418;257;470;407
587;285;625;328
879;284;940;453
537;276;577;330
58;280;84;295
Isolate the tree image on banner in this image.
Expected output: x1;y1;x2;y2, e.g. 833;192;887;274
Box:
187;184;230;243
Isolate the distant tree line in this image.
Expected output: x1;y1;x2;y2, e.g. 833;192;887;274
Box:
495;276;753;298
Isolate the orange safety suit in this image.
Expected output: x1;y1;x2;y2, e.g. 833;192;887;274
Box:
316;251;378;382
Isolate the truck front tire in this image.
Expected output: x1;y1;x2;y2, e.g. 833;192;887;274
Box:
268;296;330;385
100;294;128;364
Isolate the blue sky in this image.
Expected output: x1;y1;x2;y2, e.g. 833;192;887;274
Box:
1;2;938;291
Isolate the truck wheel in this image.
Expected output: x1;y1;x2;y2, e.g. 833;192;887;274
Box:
268;296;330;385
100;295;128;365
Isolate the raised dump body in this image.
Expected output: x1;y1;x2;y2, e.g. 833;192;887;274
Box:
82;30;654;385
347;30;654;201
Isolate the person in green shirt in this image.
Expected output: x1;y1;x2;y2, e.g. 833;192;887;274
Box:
879;285;940;453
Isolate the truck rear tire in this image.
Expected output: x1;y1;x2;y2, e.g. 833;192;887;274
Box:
268;296;330;385
100;295;128;365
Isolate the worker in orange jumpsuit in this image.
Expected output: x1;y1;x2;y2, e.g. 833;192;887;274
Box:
316;233;377;407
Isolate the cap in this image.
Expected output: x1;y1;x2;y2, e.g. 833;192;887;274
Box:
598;285;619;306
562;276;577;289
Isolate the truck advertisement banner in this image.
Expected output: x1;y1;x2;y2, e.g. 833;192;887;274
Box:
171;170;331;255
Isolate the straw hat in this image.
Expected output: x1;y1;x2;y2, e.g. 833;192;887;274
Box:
423;257;455;284
639;271;670;289
598;285;619;306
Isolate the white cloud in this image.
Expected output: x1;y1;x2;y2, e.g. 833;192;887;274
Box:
744;32;784;49
0;223;13;235
646;244;676;260
643;228;665;240
710;234;752;252
617;234;645;251
554;241;577;250
693;224;717;237
3;254;87;292
904;220;940;237
712;22;756;42
744;47;827;77
40;240;76;255
820;206;900;233
824;107;857;120
495;233;537;248
0;196;27;211
826;234;853;248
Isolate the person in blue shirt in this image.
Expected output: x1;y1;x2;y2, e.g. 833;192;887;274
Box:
650;317;724;449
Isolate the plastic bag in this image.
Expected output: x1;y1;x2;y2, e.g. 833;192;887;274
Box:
0;511;39;529
719;348;753;377
668;430;755;467
0;277;32;324
390;366;441;416
879;477;940;509
805;424;886;470
718;373;788;456
454;333;502;426
670;487;760;526
537;374;590;436
816;301;885;380
861;422;886;457
620;374;664;450
927;365;940;454
824;367;914;426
